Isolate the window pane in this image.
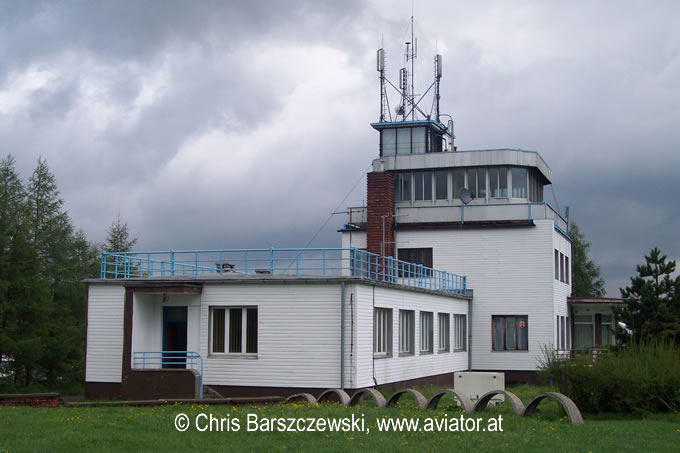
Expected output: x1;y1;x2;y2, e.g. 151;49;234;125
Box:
555;250;559;280
477;168;487;198
467;170;477;197
212;308;225;353
412;127;426;153
452;169;465;200
575;324;593;350
499;167;508;197
438;313;449;351
397;128;411;154
560;316;565;349
382;129;396;155
414;171;424;200
493;317;505;350
423;172;432;200
518;317;528;350
565;257;570;284
435;170;448;200
511;167;527;198
601;324;611;345
505;316;517;350
246;308;257;353
229;308;242;353
489;168;499;197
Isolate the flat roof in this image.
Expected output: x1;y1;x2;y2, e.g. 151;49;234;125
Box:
86;275;473;300
373;148;552;183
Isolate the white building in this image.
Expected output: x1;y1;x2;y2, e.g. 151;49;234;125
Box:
84;40;618;400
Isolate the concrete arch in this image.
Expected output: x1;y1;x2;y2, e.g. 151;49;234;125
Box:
473;390;525;416
349;388;387;408
283;393;317;405
522;392;584;425
386;389;428;410
426;389;474;413
317;389;351;406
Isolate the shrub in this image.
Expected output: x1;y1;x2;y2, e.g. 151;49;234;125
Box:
539;340;680;414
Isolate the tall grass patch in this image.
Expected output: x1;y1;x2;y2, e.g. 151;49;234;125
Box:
539;340;680;414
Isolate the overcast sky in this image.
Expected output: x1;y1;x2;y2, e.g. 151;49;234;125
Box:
2;0;679;296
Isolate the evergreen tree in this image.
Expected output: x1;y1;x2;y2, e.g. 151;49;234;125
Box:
615;248;680;344
104;215;137;252
569;222;606;297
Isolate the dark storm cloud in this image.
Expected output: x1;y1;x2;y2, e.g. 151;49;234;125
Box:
1;0;678;297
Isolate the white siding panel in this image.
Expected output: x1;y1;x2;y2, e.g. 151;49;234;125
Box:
396;220;555;371
200;283;344;388
86;284;125;383
353;284;468;388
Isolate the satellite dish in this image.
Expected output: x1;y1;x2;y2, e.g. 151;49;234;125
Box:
394;105;405;115
459;188;473;204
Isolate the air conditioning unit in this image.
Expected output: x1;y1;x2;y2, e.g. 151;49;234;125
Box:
454;372;505;404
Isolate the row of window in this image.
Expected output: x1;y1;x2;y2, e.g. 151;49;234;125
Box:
554;250;570;284
208;307;530;356
394;167;544;203
374;309;467;357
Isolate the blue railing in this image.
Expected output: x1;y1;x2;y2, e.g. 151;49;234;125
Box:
132;351;204;399
100;247;467;295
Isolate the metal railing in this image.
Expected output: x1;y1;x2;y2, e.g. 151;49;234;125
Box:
132;351;203;399
100;247;467;295
393;201;568;232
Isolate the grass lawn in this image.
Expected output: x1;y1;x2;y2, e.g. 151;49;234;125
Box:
0;386;678;452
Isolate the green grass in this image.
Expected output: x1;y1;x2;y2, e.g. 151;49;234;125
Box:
0;386;678;452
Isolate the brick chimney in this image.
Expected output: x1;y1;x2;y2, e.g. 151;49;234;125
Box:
366;171;394;257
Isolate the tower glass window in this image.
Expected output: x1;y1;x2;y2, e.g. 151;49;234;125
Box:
397;128;411;154
394;173;412;202
435;170;448;200
414;171;432;201
511;167;527;198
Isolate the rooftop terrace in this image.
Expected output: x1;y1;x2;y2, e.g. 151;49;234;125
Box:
100;247;467;296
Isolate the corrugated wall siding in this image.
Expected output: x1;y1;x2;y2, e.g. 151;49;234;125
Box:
396;220;557;371
86;284;125;383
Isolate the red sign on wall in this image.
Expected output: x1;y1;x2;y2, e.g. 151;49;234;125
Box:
519;321;526;329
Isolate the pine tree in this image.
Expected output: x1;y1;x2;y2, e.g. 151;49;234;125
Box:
104;215;137;252
615;248;680;344
569;222;606;297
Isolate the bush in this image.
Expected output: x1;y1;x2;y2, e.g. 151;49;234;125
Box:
539;340;680;414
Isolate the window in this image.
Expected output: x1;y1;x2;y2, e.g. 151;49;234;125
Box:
381;129;396;155
438;313;450;352
399;310;415;355
565;256;570;284
414;171;432;201
396;128;411;154
211;307;257;354
394;173;411;202
468;167;486;199
420;312;433;353
601;315;612;346
511;167;527;198
492;315;528;351
374;308;392;357
397;248;433;268
489;167;508;198
574;315;593;350
560;253;565;283
560;316;566;350
555;250;559;280
412;127;426;153
454;314;466;351
435;170;448;200
452;169;465;200
566;316;570;349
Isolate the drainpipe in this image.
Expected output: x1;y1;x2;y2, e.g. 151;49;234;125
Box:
340;281;345;390
467;297;472;372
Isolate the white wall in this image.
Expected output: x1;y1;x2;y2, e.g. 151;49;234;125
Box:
395;219;556;371
352;284;469;388
86;283;125;383
553;229;572;348
200;282;344;388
